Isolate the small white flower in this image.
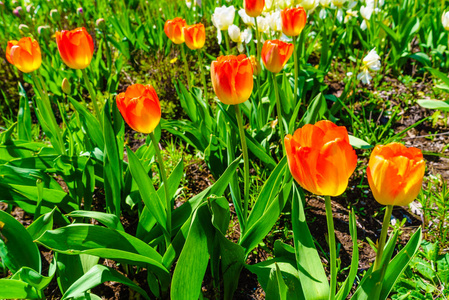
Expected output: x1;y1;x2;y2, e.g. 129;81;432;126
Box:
238;9;255;27
357;48;381;85
357;68;373;84
346;71;353;77
361;19;367;30
186;0;201;9
344;9;358;23
319;8;327;19
212;5;236;44
443;11;449;31
360;5;373;20
336;9;343;23
363;48;381;71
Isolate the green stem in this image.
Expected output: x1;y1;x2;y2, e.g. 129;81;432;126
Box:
181;44;192;89
234;104;250;226
81;68;102;127
293;35;299;105
325;195;337;300
224;30;231;55
373;205;393;271
254;17;262;104
103;31;112;70
150;132;172;246
272;72;285;155
31;72;64;154
198;49;207;101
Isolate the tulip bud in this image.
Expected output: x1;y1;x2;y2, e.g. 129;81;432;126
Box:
61;78;71;94
13;6;22;17
96;18;106;31
18;24;30;34
26;4;33;13
38;25;51;38
50;9;60;22
11;0;18;5
249;55;261;75
77;7;83;15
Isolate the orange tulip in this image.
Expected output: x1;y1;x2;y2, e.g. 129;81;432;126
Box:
164;17;187;44
367;143;425;206
211;54;254;105
281;7;307;37
261;39;294;73
245;0;265;18
116;84;161;134
56;27;94;69
285;120;357;196
183;23;206;50
5;37;41;73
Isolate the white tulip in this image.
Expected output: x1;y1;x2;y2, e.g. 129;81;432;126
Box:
332;0;346;9
266;10;282;32
443;11;449;31
357;68;372;85
228;25;252;52
302;0;319;11
320;0;332;7
212;5;236;44
239;9;255;27
256;16;269;33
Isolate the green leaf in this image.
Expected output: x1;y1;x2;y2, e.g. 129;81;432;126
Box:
336;209;359;300
380;228;422;299
291;185;329;299
298;93;327;127
11;265;55;291
0;210;41;274
61;265;150;300
171;204;214;300
0;279;39;299
36;224;169;284
66;211;125;231
27;207;57;240
417;99;449;111
17;82;32;141
266;263;288;300
240;158;290;254
126;145;168;237
56;253;99;294
437;253;449;285
348;135;372;149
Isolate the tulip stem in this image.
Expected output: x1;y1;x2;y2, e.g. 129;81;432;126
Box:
81;68;103;128
373;205;393;271
224;31;231;55
198;49;207;101
254;17;262;104
150;132;172;247
325;195;337;300
31;72;64;154
293;35;299;105
234;104;250;225
272;72;285;156
181;44;192;89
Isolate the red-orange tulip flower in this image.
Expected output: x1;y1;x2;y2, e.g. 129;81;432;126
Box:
285;120;357;196
261;39;294;73
56;27;94;69
164;17;187;44
183;23;206;50
116;84;161;134
245;0;265;18
211;54;254;105
281;7;307;37
6;37;41;73
367;143;425;206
